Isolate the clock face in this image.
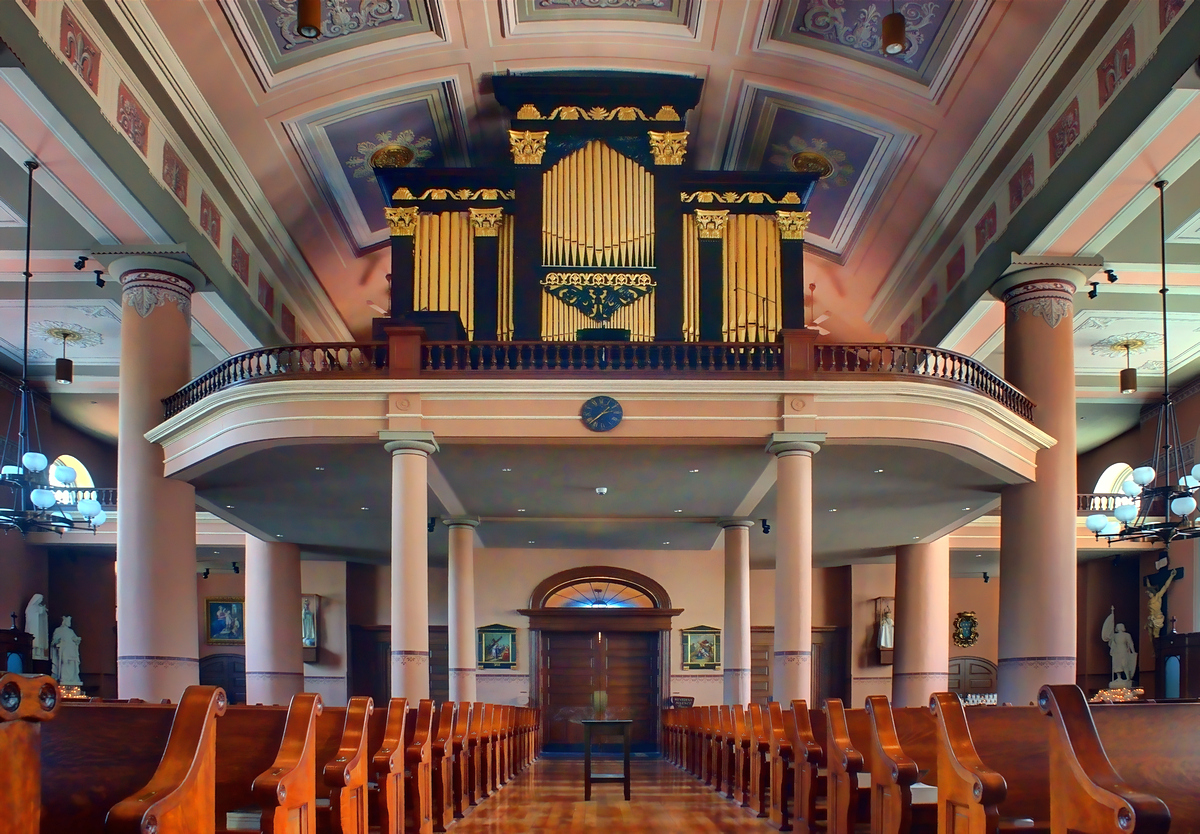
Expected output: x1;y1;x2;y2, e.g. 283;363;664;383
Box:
580;396;623;432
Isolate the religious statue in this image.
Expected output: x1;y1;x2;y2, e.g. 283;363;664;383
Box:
301;598;317;648
878;608;894;649
1101;607;1137;688
1145;568;1181;638
24;593;49;660
51;615;82;687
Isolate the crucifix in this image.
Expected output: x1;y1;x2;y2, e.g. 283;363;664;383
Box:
1144;561;1184;638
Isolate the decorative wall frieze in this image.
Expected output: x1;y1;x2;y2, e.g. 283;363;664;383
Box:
509;130;549;165
648;130;688;165
469;207;504;237
999;278;1077;329
392;187;515;201
516;103;681;121
775;210;812;240
120;271;195;320
693;209;730;240
384;206;419;236
681;191;802;205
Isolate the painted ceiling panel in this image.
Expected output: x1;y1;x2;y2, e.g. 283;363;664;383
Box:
767;0;977;85
288;80;469;252
231;0;435;74
512;0;694;26
724;84;910;257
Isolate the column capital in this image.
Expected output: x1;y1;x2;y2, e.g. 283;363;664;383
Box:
111;255;204;321
443;516;480;529
989;257;1103;328
766;431;825;457
716;517;755;529
381;430;438;456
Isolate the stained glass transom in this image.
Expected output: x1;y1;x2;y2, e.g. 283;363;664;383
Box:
544;579;655;609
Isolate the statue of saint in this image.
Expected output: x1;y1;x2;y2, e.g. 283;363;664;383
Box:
302;598;317;648
51;615;82;687
24;594;49;660
1145;568;1180;638
1101;607;1137;688
878;608;894;649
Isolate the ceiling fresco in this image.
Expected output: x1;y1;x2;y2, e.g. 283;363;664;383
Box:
509;0;695;26
226;0;438;76
723;83;911;258
766;0;979;85
287;80;469;253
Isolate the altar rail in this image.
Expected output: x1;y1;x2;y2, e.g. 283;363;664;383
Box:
163;340;1033;421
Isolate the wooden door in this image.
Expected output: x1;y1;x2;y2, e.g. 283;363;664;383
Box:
746;627;847;706
750;627;774;704
199;653;246;705
541;630;661;753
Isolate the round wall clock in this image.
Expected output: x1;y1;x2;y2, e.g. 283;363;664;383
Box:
580;395;623;432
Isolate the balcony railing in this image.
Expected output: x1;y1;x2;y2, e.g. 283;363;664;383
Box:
163;339;1033;422
1077;493;1135;514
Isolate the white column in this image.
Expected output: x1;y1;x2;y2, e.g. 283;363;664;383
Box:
244;536;304;705
114;256;203;702
991;265;1087;704
720;518;754;705
891;537;950;707
445;517;479;702
384;431;438;701
767;432;824;704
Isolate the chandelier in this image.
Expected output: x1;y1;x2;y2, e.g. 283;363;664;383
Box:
1086;180;1199;544
0;161;109;536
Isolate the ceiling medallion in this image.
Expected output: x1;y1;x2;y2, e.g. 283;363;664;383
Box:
1089;332;1161;358
34;321;102;350
347;130;433;179
370;144;415;169
790;150;835;179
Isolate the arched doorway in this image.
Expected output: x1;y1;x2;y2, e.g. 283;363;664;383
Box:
519;567;683;754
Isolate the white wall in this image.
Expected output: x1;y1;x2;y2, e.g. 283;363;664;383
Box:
302;560;348;706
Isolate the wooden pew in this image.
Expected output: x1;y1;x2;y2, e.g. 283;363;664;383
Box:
703;706;718;786
766;701;791;830
929;693;1050;834
748;703;771;818
321;696;375;834
451;701;472;820
1037;684;1200;834
428;701;456;832
370;698;409;834
465;702;484;806
825;699;874;834
787;701;827;834
403;699;435;834
0;673;60;834
485;703;501;794
715;704;733;796
733;704;752;807
106;686;227;834
476;703;494;800
864;696;937;834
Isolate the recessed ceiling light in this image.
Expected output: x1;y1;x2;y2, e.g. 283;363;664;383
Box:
528;540;535;544
225;505;235;509
689;469;699;473
912;536;919;540
663;541;671;545
360;506;369;511
674;509;683;513
314;466;324;471
829;508;838;512
502;468;512;472
874;469;884;474
962;507;971;511
517;509;526;512
276;534;283;537
213;550;219;554
975;554;983;558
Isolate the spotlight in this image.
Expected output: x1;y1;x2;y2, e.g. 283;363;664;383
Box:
1087;281;1099;300
232;561;239;574
202;568;210;580
982;571;990;584
1105;269;1119;283
428;517;436;533
882;1;905;55
297;0;322;38
94;270;105;288
73;256;88;270
760;519;771;535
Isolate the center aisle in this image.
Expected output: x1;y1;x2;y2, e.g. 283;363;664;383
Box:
453;756;779;832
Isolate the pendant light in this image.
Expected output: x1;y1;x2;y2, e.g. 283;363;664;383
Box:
55;333;73;385
297;0;322;39
1120;344;1137;394
882;1;906;55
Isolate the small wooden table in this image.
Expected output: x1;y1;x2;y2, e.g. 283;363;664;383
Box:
581;719;632;800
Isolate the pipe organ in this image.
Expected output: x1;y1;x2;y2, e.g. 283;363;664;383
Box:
373;72;818;344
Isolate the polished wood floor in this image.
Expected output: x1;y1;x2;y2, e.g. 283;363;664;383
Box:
452;757;778;832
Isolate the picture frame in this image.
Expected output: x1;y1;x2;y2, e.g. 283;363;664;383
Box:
205;597;245;645
301;594;320;663
681;625;721;670
477;623;517;669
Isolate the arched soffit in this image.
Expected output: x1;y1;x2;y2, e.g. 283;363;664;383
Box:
1094;462;1133;495
529;566;672;610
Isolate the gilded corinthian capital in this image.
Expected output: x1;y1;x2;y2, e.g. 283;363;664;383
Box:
508;130;549;165
694;209;730;239
775;210;812;240
469;207;504;237
648;130;688;165
384;206;419;237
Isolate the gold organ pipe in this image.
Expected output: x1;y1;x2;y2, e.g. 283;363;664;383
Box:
540;290;655;341
720;214;781;342
498;215;514;339
681;214;700;341
412;211;475;339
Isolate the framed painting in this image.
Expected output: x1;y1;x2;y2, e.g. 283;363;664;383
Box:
681;625;720;670
206;597;245;645
477;623;517;669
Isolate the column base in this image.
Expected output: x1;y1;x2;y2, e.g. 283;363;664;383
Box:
772;650;811;703
117;655;198;703
391;650;430;700
997;656;1075;706
246;670;305;706
891;671;950;708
